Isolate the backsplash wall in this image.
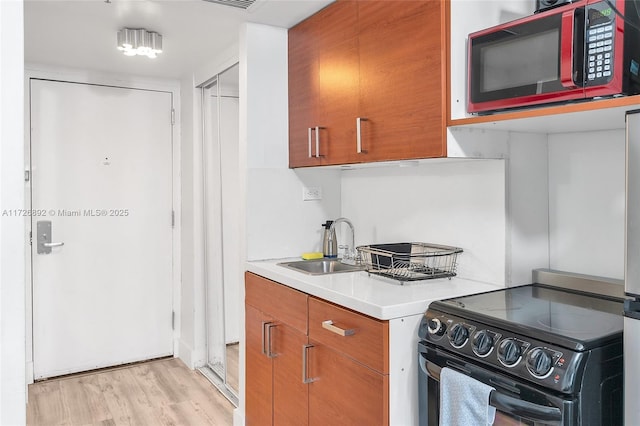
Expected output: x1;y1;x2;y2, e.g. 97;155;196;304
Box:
548;129;625;279
341;160;507;285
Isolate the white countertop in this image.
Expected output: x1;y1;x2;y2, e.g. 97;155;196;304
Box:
246;258;504;320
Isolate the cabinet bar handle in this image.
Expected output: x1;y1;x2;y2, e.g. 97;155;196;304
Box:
262;322;277;358
308;127;313;158
302;344;317;383
315;126;321;158
261;321;270;356
322;320;356;336
356;117;368;154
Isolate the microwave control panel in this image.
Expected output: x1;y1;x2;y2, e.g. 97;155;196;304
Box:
585;2;616;85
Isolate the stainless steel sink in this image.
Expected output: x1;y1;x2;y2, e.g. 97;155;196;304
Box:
278;258;365;275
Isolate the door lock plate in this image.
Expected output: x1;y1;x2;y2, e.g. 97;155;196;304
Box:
36;221;65;254
37;221;52;254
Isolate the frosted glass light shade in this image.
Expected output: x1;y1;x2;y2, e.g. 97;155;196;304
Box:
117;28;162;58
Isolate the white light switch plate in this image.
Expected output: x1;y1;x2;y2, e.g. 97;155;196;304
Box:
302;186;322;201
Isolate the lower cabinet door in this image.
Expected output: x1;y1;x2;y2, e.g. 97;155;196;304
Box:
273;323;309;425
245;304;274;426
308;344;389;426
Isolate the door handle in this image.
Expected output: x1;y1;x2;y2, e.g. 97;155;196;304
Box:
43;242;65;248
37;220;64;254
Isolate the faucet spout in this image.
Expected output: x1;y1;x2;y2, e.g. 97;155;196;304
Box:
329;217;358;265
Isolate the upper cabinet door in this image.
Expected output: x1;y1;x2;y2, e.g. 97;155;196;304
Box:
289;13;322;167
289;2;359;167
357;0;446;162
316;1;360;165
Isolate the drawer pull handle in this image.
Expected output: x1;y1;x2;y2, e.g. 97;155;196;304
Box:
322;320;355;336
302;344;317;384
308;127;313;158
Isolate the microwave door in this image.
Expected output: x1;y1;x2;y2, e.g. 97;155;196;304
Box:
468;6;585;113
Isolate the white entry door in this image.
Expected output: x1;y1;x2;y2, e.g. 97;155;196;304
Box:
30;79;174;379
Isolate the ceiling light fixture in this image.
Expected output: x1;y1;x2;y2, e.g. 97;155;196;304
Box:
117;28;163;58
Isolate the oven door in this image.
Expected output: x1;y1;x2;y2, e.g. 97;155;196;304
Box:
418;342;576;426
467;5;585;113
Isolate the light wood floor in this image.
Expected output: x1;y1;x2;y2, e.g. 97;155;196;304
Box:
27;358;234;426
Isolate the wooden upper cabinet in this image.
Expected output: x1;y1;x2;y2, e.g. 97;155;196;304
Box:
358;0;446;161
288;0;447;168
289;1;359;167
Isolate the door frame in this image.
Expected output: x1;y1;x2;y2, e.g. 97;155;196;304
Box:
23;64;182;383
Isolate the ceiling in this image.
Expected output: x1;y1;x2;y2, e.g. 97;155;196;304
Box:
24;0;333;79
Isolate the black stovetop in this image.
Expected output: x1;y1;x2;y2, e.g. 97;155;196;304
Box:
430;284;624;350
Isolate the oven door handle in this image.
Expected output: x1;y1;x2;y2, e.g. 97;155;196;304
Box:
489;390;562;423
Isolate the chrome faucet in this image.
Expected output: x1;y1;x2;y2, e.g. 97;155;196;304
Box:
328;217;358;265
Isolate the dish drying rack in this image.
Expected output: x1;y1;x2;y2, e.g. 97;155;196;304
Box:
356;243;463;283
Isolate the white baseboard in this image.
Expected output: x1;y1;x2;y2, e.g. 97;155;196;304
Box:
178;339;206;369
178;339;195;368
26;361;34;385
233;408;245;426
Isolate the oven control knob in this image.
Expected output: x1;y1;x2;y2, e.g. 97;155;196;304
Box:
427;318;446;336
448;324;469;348
472;330;494;357
498;339;522;366
526;347;554;378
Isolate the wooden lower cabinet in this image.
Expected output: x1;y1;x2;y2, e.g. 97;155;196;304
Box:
245;273;309;426
245;272;389;425
308;344;389;425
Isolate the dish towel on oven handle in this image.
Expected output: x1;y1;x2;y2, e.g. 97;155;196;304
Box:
439;367;496;426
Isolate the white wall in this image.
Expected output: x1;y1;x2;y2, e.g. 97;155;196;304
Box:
243;24;341;261
507;133;550;285
0;0;26;423
448;128;550;285
449;124;625;281
548;130;626;279
247;167;341;260
179;72;207;368
341;160;507;285
450;0;535;120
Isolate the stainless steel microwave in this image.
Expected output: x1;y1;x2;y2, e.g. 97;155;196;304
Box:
467;0;640;114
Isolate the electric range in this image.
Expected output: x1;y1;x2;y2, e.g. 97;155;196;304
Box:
418;270;624;425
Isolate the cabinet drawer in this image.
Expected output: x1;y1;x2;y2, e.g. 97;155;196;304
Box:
245;272;308;335
308;297;388;374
